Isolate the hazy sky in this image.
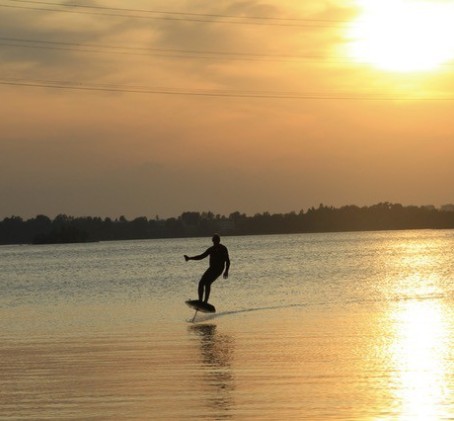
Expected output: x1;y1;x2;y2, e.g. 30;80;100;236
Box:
1;0;454;219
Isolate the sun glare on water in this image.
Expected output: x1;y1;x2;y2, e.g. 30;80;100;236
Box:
390;300;449;419
348;0;454;72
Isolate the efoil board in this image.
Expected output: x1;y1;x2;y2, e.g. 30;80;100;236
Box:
185;299;216;313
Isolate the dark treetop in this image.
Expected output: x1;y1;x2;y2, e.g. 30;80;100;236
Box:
1;202;453;245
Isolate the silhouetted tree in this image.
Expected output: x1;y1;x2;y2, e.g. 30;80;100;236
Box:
0;203;453;244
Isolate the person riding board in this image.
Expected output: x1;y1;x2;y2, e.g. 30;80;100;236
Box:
184;234;230;304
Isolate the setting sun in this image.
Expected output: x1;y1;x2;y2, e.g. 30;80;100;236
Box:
348;0;454;72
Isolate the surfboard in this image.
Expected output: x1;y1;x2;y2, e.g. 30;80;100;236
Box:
185;299;216;313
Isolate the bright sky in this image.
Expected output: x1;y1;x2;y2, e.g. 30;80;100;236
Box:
1;0;453;218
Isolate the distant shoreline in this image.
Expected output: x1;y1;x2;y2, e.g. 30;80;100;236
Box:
1;202;453;245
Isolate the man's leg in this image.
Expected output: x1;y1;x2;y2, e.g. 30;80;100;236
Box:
198;279;204;302
204;282;212;303
203;271;223;303
198;269;212;302
198;269;222;303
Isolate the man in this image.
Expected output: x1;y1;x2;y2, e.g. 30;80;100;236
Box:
184;234;230;304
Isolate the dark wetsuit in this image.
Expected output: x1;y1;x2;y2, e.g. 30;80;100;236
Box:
192;243;230;302
199;243;230;285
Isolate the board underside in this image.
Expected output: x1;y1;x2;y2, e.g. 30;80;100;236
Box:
185;299;216;313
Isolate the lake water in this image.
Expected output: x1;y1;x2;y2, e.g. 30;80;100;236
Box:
1;230;454;420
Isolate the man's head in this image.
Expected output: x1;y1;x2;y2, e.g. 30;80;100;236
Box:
212;234;221;244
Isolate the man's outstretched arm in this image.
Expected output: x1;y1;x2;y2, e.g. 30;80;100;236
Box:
184;249;210;261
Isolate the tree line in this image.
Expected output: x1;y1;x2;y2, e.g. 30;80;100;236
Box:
0;202;453;245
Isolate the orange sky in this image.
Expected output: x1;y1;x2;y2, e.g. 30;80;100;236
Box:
1;0;453;218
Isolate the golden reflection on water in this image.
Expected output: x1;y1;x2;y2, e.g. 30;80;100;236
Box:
387;237;450;419
390;299;448;419
189;324;235;419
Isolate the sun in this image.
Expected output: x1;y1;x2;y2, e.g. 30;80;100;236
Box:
347;0;454;72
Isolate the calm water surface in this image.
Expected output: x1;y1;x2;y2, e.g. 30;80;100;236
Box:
1;230;454;420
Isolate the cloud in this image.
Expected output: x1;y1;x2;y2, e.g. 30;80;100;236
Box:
0;0;358;93
1;0;453;218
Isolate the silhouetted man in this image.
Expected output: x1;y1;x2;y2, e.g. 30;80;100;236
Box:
184;234;230;304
